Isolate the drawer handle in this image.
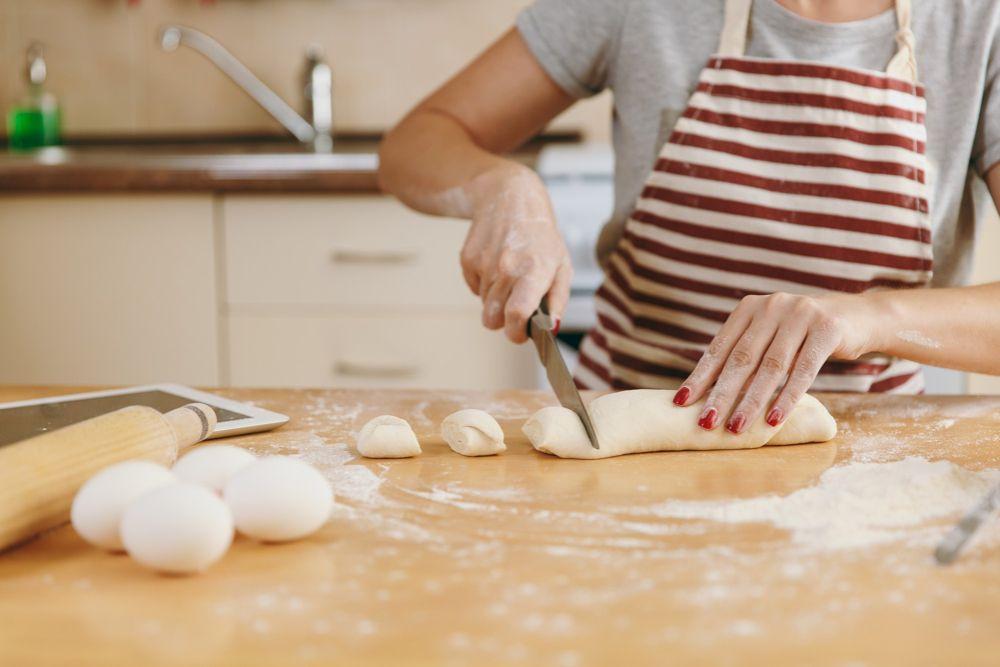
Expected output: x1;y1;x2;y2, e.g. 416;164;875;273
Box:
330;249;418;265
333;360;420;379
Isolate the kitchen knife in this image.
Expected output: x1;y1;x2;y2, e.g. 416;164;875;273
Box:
934;481;1000;565
527;298;600;450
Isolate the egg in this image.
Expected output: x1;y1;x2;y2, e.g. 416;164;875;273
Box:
70;460;177;551
223;456;333;542
120;483;234;575
172;445;257;494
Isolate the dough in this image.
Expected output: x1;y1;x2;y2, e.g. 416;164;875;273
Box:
223;456;333;542
441;409;506;456
356;415;421;458
172;445;257;494
71;461;177;551
523;389;837;460
120;483;234;575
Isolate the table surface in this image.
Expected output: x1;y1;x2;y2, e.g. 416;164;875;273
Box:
1;386;999;666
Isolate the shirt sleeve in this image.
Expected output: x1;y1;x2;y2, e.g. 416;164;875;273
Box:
515;0;627;99
973;29;1000;175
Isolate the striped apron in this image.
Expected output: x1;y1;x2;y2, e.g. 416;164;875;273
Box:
576;0;933;394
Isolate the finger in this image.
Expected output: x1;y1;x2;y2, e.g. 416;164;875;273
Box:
767;329;837;428
481;273;514;330
701;315;780;432
675;297;758;407
728;325;809;434
504;273;551;343
546;259;573;331
459;244;482;296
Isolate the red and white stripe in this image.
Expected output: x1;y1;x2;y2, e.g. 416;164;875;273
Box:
578;55;933;395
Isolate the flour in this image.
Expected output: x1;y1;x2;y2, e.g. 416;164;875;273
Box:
897;329;943;349
642;457;1000;550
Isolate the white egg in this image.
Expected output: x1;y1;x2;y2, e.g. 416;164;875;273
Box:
70;461;177;551
223;456;333;542
120;483;234;575
172;445;257;494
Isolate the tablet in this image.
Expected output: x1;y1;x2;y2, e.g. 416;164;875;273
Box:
0;384;289;447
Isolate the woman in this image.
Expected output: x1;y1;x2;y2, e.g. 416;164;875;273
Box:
378;0;1000;435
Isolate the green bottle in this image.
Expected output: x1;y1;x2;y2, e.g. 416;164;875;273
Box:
6;42;61;151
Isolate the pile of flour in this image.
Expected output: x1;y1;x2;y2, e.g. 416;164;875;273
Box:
643;457;1000;550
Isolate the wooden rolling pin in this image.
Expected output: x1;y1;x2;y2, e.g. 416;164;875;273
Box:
0;403;217;552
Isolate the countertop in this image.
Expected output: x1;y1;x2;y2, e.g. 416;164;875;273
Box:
0;133;574;193
1;386;999;666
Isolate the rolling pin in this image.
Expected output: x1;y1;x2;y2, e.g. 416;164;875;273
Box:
0;403;217;552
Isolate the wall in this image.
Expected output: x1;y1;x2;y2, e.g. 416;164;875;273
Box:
0;0;611;140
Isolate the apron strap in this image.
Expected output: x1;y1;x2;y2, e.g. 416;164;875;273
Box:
717;0;753;57
717;0;919;82
886;0;918;82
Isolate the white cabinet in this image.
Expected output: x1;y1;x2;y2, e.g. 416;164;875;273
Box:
0;194;220;386
0;193;535;391
968;195;1000;394
221;195;535;390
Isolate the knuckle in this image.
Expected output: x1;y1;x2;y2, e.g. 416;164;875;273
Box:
729;347;754;368
706;335;729;358
759;354;785;374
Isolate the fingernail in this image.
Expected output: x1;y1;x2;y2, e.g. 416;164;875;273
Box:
766;408;783;427
673;387;691;406
726;413;746;434
698;407;718;430
552;316;561;335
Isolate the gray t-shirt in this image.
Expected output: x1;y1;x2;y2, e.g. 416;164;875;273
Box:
517;0;1000;287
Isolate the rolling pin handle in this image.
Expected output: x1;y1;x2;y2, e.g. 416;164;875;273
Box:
165;403;218;448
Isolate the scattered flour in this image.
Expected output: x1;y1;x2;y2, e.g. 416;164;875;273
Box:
641;457;1000;550
896;329;942;349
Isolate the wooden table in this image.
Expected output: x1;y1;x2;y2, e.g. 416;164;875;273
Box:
1;386;999;666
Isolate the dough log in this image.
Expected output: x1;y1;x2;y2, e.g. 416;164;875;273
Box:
522;389;837;460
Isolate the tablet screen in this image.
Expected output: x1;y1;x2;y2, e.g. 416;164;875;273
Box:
0;390;250;448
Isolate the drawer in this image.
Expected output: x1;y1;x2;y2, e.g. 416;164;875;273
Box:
223;195;477;308
226;313;537;390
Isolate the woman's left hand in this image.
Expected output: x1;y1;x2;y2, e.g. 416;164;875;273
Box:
673;292;880;434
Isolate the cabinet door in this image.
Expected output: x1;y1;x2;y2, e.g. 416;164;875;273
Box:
0;194;219;386
223;195;476;309
969;203;1000;394
227;313;536;390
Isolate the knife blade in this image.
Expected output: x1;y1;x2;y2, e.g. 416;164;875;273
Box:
527;298;600;450
934;481;1000;565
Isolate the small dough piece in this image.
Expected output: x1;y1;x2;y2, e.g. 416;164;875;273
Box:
356;415;421;459
71;461;177;551
523;389;837;460
172;445;257;494
120;482;234;575
223;456;333;542
441;409;506;456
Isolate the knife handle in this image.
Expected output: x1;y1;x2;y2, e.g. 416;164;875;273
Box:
527;295;553;337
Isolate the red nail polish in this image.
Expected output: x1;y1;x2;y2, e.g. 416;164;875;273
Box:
726;413;746;434
698;408;718;430
673;387;691;406
552;317;561;335
766;408;783;427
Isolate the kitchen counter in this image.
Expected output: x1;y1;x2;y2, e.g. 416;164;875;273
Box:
1;386;999;665
0;133;574;193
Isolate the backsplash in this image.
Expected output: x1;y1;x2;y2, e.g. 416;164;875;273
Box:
0;0;610;140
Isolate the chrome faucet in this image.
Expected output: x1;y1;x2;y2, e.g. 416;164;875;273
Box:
159;25;334;152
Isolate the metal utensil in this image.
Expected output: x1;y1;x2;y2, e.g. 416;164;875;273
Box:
934;481;1000;565
527;298;600;450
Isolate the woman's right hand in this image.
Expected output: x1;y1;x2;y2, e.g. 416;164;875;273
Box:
461;164;573;344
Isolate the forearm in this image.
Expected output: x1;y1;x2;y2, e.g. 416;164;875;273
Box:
847;283;1000;374
378;110;533;219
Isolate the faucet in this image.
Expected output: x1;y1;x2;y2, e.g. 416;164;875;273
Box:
159;25;334;153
